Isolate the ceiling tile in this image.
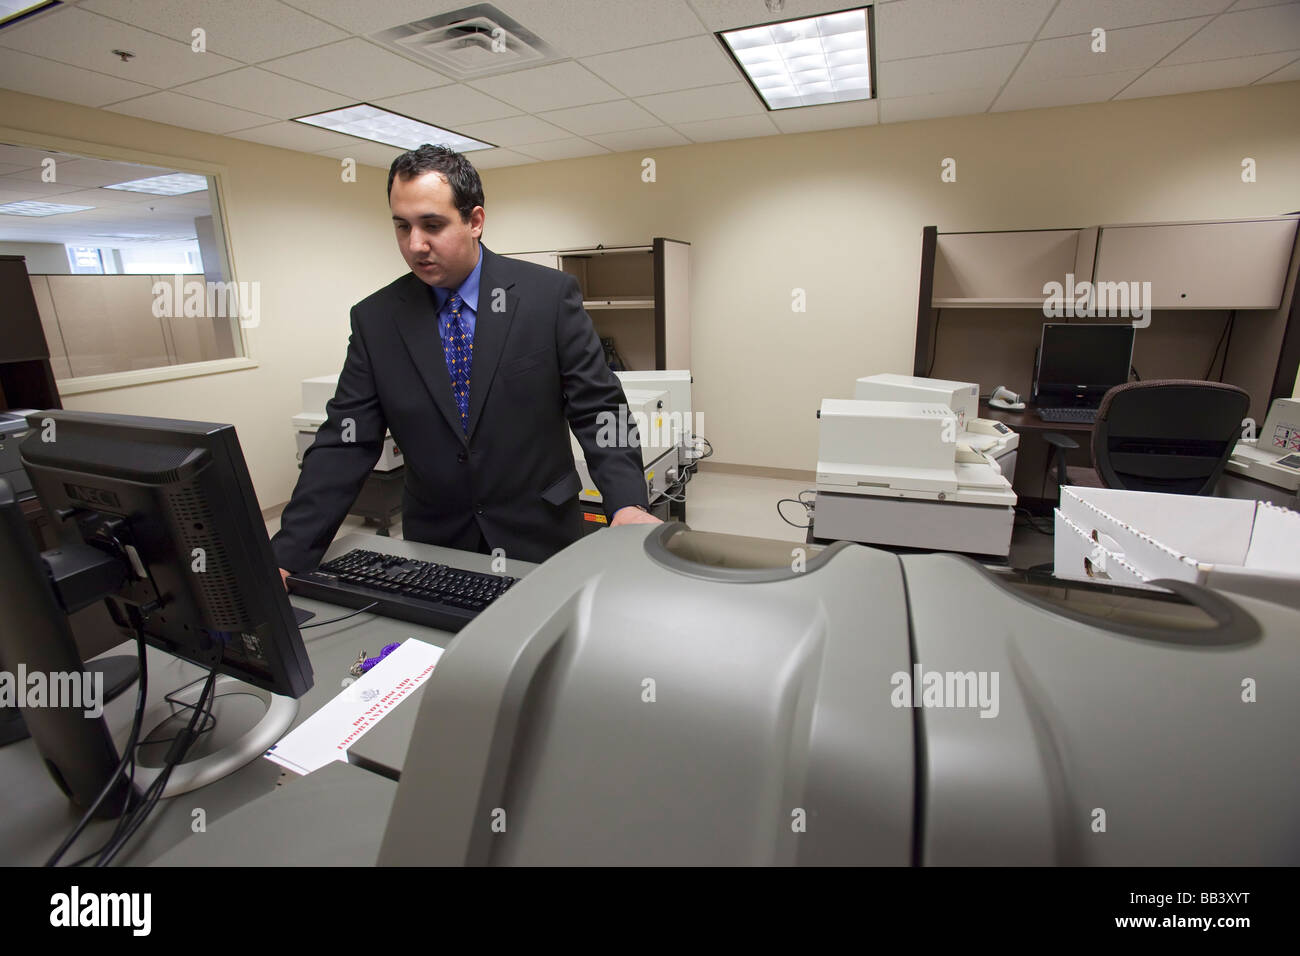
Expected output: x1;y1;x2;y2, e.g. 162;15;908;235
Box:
261;39;452;100
175;68;344;119
468;61;623;112
228;121;364;153
316;141;406;168
79;0;349;63
1116;50;1300;96
992;68;1145;110
375;85;522;127
1255;53;1300;80
486;0;707;58
878;86;999;123
515;138;610;161
277;0;472;34
673;113;780;142
454;114;572;146
0;7;244;86
879;43;1026;97
580;35;739;97
1016;18;1213;78
105;91;279;134
536;100;662;135
692;0;878;31
876;0;1058;61
1228;0;1300;11
1041;0;1234;38
0;49;156;107
635;82;763;124
768;98;879;133
464;147;535;169
586;126;692;151
1164;3;1300;62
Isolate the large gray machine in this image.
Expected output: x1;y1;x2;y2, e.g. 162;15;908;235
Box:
379;523;1300;866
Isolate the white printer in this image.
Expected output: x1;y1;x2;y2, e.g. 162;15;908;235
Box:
814;398;1016;556
292;375;403;471
854;373;1018;480
571;386;678;506
1223;397;1300;507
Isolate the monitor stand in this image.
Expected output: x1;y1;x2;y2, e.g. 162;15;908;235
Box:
130;674;298;798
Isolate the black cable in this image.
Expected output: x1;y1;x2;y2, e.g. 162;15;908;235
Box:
777;497;812;529
1014;507;1054;536
95;665;219;866
1217;310;1237;382
926;310;942;377
45;625;149;867
1204;312;1234;379
299;601;379;628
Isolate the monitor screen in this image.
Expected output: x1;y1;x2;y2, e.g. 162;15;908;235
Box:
1034;323;1135;405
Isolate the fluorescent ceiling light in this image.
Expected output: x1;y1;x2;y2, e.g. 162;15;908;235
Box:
104;173;209;196
720;7;873;110
0;1;59;30
0;200;94;216
293;104;494;152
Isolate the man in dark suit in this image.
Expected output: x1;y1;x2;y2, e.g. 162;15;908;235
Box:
272;145;658;577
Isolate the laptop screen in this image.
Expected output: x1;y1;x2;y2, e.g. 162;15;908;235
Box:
1034;323;1135;406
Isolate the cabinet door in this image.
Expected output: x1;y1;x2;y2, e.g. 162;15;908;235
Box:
1094;219;1298;310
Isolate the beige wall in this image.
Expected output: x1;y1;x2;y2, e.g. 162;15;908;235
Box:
479;80;1300;471
2;80;1298;506
1;88;405;512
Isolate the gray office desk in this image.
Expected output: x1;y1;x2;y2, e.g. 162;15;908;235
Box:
1;532;535;866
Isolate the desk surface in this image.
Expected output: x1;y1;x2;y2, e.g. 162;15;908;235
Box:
1;532;536;866
979;400;1094;433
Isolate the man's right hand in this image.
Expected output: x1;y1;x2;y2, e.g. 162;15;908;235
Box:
279;568;290;591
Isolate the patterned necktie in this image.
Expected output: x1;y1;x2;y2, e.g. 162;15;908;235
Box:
445;293;472;434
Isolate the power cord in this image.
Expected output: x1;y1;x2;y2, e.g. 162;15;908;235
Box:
299;602;379;628
45;624;149;867
1014;506;1054;536
94;664;220;866
777;490;816;529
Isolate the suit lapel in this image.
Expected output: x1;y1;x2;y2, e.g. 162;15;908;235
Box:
391;272;466;445
465;245;519;441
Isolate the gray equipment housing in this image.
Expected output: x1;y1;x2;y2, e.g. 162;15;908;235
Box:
379;523;1299;866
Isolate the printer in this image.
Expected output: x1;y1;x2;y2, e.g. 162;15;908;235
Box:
292;375;402;471
813;398;1016;556
615;369;698;474
1223;397;1300;507
570;386;677;514
854;373;1018;480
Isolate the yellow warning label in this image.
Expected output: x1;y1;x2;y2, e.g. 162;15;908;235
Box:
583;489;600;497
583;512;608;524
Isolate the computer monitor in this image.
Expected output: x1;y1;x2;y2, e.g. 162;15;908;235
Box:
1032;323;1136;408
1;410;312;815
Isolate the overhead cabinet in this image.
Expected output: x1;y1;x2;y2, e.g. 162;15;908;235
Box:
1092;218;1299;310
506;238;690;370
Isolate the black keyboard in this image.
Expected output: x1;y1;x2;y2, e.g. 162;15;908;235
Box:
287;548;518;632
1037;406;1098;424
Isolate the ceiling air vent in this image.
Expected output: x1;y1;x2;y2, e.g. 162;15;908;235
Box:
368;4;560;80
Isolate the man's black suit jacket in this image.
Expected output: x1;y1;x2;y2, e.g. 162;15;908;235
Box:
271;244;648;570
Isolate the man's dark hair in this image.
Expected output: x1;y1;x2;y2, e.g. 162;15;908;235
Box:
387;144;484;220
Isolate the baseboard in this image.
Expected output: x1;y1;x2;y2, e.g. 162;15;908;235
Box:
698;461;816;482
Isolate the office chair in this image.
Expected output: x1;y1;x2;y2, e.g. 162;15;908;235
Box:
1045;379;1251;500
